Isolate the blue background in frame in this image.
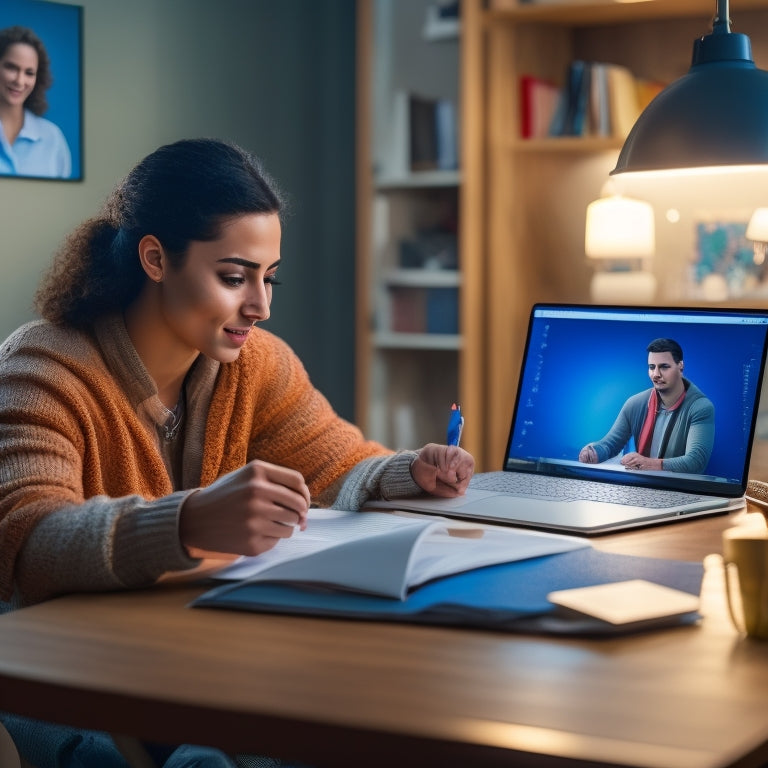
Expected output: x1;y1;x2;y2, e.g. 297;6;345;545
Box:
508;309;768;481
0;0;82;180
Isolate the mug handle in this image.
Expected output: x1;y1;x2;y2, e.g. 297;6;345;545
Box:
724;559;745;634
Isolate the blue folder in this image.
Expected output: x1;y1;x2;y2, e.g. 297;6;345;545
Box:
192;549;704;636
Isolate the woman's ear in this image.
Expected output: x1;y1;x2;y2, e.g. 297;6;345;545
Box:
137;235;166;282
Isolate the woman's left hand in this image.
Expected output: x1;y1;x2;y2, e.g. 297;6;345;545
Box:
410;443;475;498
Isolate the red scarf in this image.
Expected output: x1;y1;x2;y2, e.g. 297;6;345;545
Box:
637;387;687;457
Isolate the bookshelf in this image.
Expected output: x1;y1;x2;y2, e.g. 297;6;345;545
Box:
355;0;471;453
358;0;768;470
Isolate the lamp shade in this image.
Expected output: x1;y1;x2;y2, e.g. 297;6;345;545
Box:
746;208;768;242
585;194;655;258
612;9;768;176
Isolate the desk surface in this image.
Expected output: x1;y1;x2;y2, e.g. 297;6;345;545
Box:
1;509;768;768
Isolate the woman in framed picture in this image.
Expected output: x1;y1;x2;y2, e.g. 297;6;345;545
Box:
0;25;71;178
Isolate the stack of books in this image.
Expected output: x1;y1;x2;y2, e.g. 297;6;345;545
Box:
520;61;665;140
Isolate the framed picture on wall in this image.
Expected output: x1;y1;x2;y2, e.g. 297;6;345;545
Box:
690;216;759;301
0;0;82;181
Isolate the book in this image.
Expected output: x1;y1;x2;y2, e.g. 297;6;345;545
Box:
636;77;666;111
549;60;591;137
202;509;589;600
192;510;705;636
588;62;611;137
377;90;410;180
426;287;459;334
389;288;427;333
410;94;439;171
435;98;459;170
606;63;642;138
569;61;592;136
520;75;560;139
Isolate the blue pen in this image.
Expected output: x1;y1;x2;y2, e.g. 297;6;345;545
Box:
447;403;464;447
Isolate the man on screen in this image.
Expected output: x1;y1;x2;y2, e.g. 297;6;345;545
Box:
578;338;715;474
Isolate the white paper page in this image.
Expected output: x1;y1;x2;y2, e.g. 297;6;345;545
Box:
245;522;437;599
405;525;590;589
213;509;434;582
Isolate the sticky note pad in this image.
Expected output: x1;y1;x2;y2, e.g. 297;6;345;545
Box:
547;579;700;625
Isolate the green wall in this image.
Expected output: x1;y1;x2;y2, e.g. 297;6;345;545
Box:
0;0;357;419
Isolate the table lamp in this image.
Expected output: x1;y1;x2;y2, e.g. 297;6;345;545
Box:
585;186;656;303
612;0;768;177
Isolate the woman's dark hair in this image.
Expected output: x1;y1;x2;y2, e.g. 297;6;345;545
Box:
35;138;285;328
0;26;52;116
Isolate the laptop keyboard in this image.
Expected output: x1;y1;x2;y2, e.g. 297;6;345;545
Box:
470;472;708;509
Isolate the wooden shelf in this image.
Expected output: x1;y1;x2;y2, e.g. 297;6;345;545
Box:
375;170;461;190
513;136;625;152
373;332;462;351
382;269;461;288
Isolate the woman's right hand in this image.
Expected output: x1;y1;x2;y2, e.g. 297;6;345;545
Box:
178;460;311;557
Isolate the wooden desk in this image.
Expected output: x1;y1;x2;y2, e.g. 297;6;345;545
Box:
1;509;768;768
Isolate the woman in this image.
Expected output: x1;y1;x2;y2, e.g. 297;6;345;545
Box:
0;138;473;767
0;25;72;178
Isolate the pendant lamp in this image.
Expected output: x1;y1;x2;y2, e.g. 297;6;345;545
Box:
612;0;768;176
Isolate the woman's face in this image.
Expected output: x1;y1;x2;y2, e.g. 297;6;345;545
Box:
157;212;282;364
0;43;38;110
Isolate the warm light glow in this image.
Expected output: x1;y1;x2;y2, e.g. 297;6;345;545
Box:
585;192;656;303
585;195;655;259
746;208;768;267
591;271;657;303
666;209;681;224
616;164;768;180
746;208;768;243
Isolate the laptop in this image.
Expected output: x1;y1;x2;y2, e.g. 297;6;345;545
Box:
366;304;768;535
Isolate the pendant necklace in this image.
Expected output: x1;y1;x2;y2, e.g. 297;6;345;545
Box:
162;388;186;442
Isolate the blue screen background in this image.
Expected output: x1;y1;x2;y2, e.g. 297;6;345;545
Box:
508;310;768;482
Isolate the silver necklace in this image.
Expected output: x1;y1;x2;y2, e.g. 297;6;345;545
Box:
162;392;185;442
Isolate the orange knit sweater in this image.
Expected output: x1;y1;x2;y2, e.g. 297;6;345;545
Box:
0;316;406;603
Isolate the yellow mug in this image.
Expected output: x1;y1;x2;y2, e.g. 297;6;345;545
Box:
722;527;768;640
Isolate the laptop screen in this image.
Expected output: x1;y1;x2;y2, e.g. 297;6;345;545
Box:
505;304;768;497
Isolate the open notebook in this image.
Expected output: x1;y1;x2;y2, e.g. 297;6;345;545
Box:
366;304;768;535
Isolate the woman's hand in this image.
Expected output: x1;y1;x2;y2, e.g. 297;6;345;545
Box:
579;445;598;463
179;460;311;557
410;443;475;498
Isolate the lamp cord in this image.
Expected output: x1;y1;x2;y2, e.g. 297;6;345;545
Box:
713;0;731;32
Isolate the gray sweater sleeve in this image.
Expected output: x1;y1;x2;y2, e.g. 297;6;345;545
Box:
12;453;422;604
14;492;199;605
332;450;422;511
